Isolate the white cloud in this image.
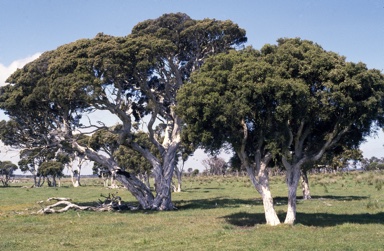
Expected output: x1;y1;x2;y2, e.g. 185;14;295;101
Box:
0;53;41;87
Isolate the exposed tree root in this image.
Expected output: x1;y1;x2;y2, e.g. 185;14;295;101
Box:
37;193;138;214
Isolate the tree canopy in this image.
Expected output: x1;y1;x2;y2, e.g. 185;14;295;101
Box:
0;13;247;210
0;160;18;186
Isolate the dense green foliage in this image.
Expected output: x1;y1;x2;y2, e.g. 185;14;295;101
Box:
0;161;17;186
177;37;384;223
178;38;384;166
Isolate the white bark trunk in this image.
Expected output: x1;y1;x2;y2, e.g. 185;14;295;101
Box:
237;120;280;226
284;163;301;224
246;165;280;226
152;159;176;210
301;169;311;200
72;142;155;209
173;166;183;193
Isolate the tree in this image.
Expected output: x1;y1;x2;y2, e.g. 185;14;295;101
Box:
173;140;195;192
177;38;384;225
38;161;64;187
0;161;18;186
361;156;384;171
263;38;384;224
64;152;87;187
0;13;247;210
177;47;292;225
202;156;228;176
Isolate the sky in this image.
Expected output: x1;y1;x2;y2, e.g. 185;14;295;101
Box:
0;0;383;173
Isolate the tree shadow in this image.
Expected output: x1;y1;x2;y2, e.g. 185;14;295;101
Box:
175;195;369;211
0;185;33;188
183;187;225;193
175;197;263;210
221;211;384;227
308;195;369;201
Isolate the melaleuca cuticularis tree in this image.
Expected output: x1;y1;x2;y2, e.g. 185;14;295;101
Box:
0;13;247;210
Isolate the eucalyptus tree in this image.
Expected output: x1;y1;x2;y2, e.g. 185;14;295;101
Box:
176;47;300;225
202;156;228;176
178;38;384;225
38;161;64;187
0;161;18;186
0;13;246;210
260;38;384;224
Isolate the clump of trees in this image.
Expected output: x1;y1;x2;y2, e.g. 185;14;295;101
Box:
202;156;228;176
361;156;384;171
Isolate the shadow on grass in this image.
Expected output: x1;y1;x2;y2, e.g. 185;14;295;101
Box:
183;187;225;192
308;195;369;201
176;197;263;210
221;211;384;227
65;195;371;216
175;195;369;210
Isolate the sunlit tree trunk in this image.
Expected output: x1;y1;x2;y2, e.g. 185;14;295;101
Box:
246;163;281;226
72;142;155;209
283;161;301;224
173;164;183;193
151;149;177;210
238;122;280;226
301;169;311;200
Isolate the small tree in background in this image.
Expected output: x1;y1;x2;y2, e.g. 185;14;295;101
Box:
0;161;18;186
361;156;384;171
202;156;228;176
38;161;64;187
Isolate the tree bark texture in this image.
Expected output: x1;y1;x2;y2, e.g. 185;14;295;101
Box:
284;164;301;224
246;165;281;226
301;169;311;200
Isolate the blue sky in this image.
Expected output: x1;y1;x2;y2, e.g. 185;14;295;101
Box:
0;0;383;169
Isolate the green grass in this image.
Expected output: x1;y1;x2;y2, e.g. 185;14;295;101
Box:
0;172;383;250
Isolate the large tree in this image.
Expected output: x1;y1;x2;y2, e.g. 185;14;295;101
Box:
177;38;384;225
263;38;384;224
0;13;246;210
176;47;301;225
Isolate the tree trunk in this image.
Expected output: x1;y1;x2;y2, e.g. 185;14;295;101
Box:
33;174;38;187
144;172;150;190
284;164;301;224
246;165;280;226
39;176;45;187
115;170;154;210
152;161;176;210
69;164;81;187
101;173;109;187
110;173;118;188
173;166;182;193
301;169;311;200
73;143;155;209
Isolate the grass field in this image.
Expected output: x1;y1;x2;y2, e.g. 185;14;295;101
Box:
0;171;383;251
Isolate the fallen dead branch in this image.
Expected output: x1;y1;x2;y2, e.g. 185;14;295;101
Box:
37;192;138;214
